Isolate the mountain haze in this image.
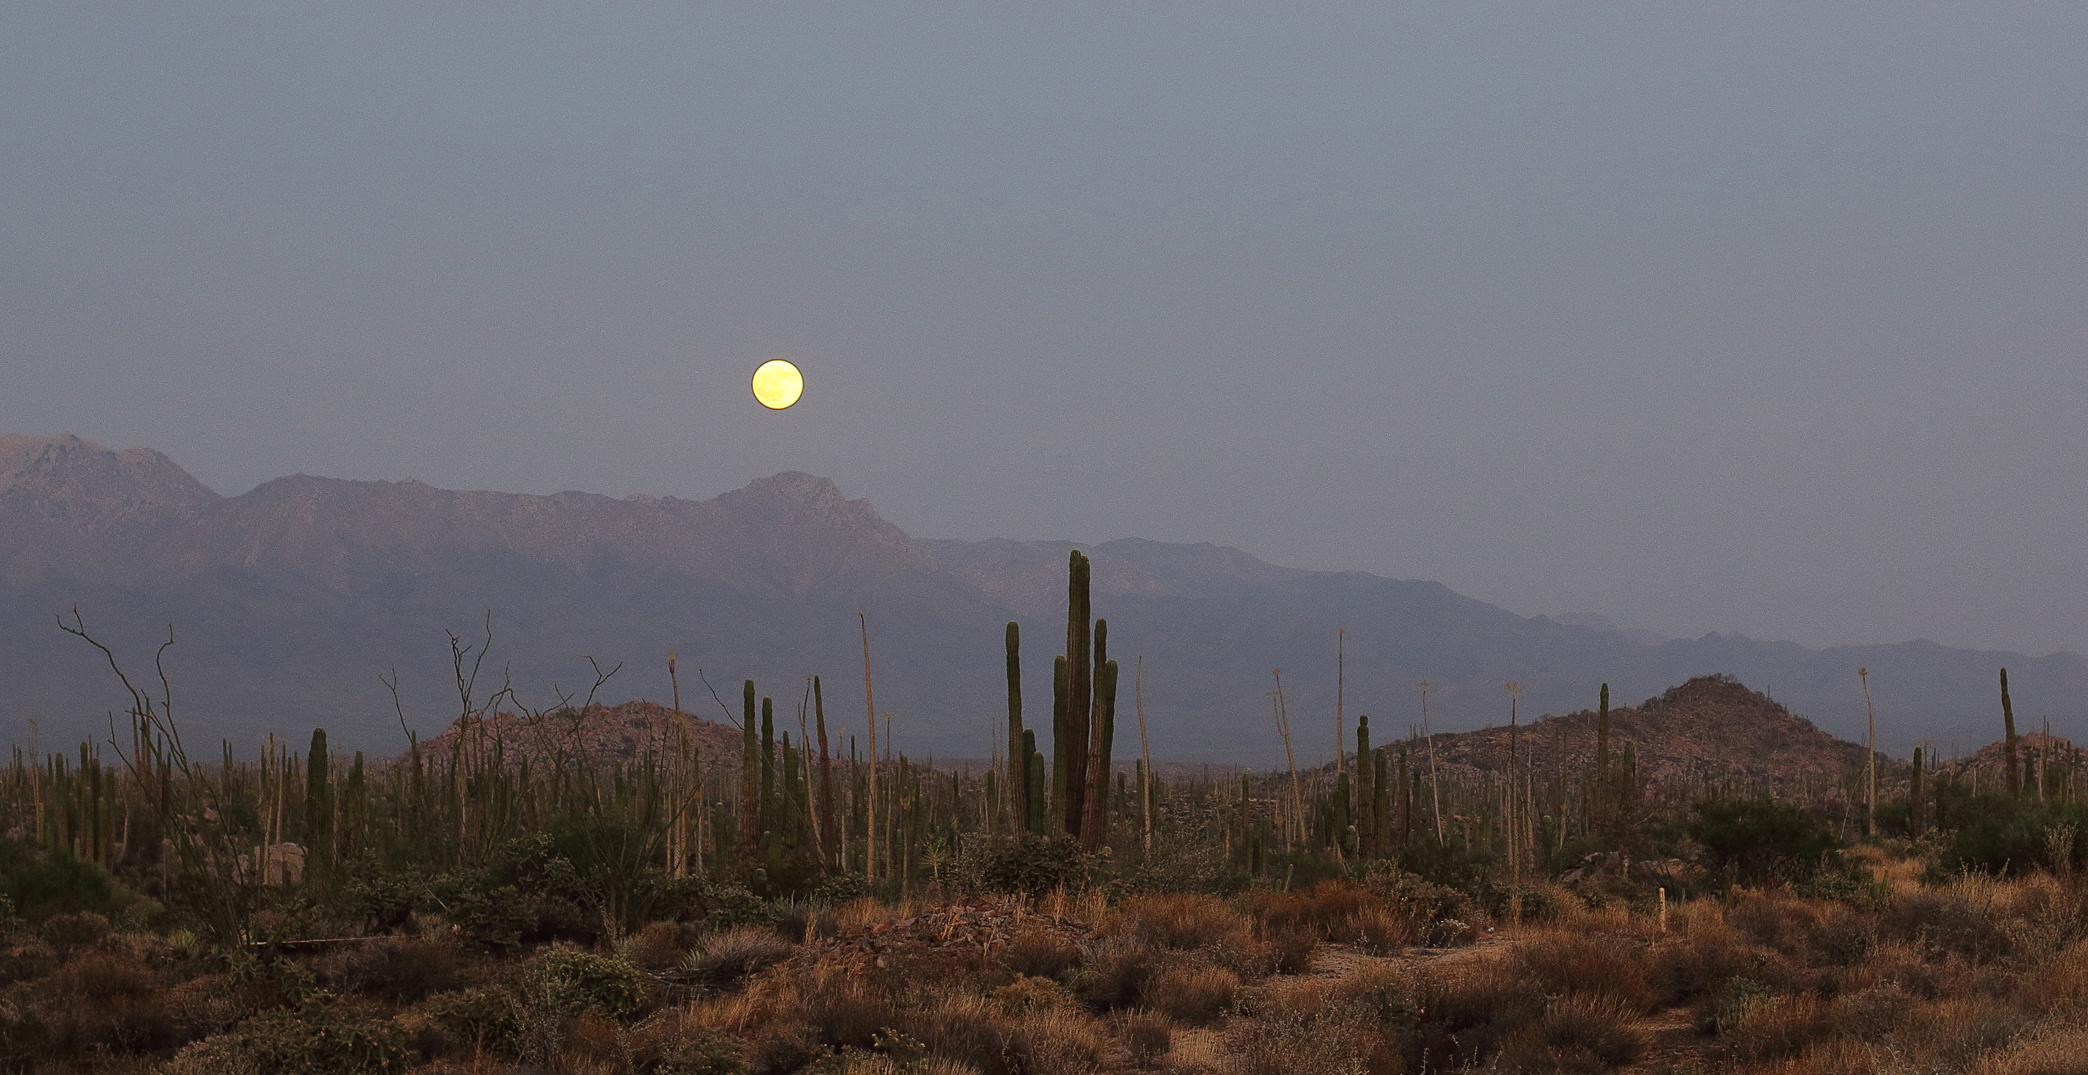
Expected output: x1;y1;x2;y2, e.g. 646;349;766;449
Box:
1;435;2077;762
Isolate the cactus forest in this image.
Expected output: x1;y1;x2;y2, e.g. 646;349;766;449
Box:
4;549;2088;1075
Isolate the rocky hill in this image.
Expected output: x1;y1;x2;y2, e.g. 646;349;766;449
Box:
1411;675;1878;790
6;433;2087;762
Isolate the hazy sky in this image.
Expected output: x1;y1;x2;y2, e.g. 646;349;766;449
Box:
6;5;2087;657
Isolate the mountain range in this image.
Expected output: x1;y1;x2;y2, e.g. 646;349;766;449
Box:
2;434;2074;763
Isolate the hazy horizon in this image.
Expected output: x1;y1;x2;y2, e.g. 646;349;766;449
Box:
7;6;2086;659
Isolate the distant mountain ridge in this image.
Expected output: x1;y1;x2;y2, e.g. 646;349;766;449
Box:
1;434;2076;762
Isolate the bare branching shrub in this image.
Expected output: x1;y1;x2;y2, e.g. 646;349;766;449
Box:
314;937;463;1002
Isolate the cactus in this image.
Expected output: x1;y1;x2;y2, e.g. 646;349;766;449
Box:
1355;715;1373;856
1062;550;1093;838
304;728;333;892
1050;654;1069;823
1023;729;1046;833
740;680;759;868
2001;668;2021;797
761;696;777;835
1909;745;1925;835
1005;621;1025;834
1373;743;1391;854
814;676;836;865
1081;635;1119;853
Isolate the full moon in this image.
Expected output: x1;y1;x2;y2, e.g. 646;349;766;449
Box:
750;359;804;410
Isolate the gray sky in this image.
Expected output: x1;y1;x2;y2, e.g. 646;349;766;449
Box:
6;5;2087;657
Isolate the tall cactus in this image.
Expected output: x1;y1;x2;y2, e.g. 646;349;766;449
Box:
1355;715;1373;856
1023;729;1046;833
304;728;333;892
2001;668;2021;797
1080;625;1118;853
815;676;836;865
761;696;777;835
740;680;759;868
1050;655;1069;825
1909;745;1925;835
1062;550;1093;838
1005;622;1025;834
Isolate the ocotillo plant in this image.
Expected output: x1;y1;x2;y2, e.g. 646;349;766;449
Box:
2001;667;2022;797
1860;667;1876;836
1005;621;1025;834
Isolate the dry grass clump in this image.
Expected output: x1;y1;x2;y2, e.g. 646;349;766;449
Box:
1512;931;1655;1013
1882;887;2014;962
1111;1009;1172;1067
999;925;1082;980
688;926;797;983
1252;882;1416;954
990;973;1076;1013
1972;1020;2088;1075
1145;961;1242;1025
1220;1000;1393;1075
1496;994;1646;1074
1404;957;1547;1070
1120;894;1254;952
1717;991;1836;1062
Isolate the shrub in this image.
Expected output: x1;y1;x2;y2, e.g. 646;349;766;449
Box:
314;937;463;1003
1253;882;1415;954
1688;797;1838;883
1883;891;2013;962
37;911;110;952
531;946;648;1020
425;987;523;1056
0;841;137;924
970;836;1095;897
163;1007;412;1075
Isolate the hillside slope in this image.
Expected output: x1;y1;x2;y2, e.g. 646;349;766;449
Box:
4;434;2082;761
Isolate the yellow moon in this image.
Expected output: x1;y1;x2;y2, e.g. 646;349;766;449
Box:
751;359;804;410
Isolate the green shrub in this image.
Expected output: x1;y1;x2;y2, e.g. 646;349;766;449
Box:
971;835;1094;898
0;841;137;924
1929;792;2088;877
425;987;523;1056
531;946;648;1020
164;1008;412;1075
1687;797;1838;883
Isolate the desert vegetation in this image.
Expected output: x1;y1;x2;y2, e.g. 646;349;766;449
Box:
3;554;2087;1073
